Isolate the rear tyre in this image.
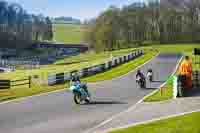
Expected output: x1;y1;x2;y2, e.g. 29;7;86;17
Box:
141;79;146;89
74;93;81;104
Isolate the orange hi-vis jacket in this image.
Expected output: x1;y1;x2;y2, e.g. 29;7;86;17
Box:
179;59;192;78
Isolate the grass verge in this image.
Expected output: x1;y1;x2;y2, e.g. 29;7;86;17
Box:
109;111;200;133
144;44;200;102
84;50;157;82
53;23;83;43
144;76;174;102
0;48;136;80
0;49;157;102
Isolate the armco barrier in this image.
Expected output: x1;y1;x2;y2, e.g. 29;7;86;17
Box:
119;57;123;64
56;73;65;84
87;64;105;76
111;60;116;67
48;74;56;86
123;56;125;62
48;50;144;85
108;61;112;69
79;68;89;77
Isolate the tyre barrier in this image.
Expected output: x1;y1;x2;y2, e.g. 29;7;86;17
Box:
48;50;144;86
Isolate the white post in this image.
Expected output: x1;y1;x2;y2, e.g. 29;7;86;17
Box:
173;76;178;99
64;72;71;80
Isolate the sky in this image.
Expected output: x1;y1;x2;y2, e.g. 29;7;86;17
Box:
6;0;142;21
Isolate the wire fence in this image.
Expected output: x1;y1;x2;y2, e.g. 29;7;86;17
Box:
0;76;31;89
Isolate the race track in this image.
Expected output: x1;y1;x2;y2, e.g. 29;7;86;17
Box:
0;53;182;133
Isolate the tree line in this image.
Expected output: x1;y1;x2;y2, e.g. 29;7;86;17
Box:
0;0;53;49
84;0;200;52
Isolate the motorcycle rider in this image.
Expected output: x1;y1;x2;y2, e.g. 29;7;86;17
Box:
178;56;193;90
70;71;89;96
136;69;145;83
70;72;80;85
147;68;153;81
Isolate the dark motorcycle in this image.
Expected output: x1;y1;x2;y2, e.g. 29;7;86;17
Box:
136;76;146;89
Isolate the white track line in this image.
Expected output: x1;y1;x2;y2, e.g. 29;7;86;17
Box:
0;52;157;105
100;55;183;133
143;56;183;101
0;88;65;105
104;109;200;133
84;52;160;133
89;52;149;85
84;54;183;133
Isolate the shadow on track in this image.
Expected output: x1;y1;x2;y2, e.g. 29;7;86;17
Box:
151;80;166;83
140;87;156;90
184;89;200;97
83;101;127;105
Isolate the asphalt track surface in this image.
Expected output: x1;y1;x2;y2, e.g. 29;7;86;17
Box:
0;53;182;133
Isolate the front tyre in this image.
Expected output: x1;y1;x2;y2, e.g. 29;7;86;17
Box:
74;93;81;104
85;98;90;104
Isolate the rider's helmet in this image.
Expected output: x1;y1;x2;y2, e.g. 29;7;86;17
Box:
70;70;80;81
71;73;76;76
71;70;78;76
148;68;152;72
137;69;141;74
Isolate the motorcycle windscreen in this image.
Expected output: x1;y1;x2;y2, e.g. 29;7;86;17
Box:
69;86;76;91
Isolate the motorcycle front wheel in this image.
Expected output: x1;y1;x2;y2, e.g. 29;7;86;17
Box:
85;98;90;104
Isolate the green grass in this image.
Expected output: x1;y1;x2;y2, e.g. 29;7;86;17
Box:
0;83;67;102
0;48;157;102
83;49;157;82
54;48;137;65
110;111;200;133
144;44;200;102
144;76;174;102
1;44;199;103
53;24;83;43
0;48;137;81
151;44;200;53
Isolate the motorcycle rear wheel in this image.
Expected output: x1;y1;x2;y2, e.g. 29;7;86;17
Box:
141;80;146;88
74;93;81;104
